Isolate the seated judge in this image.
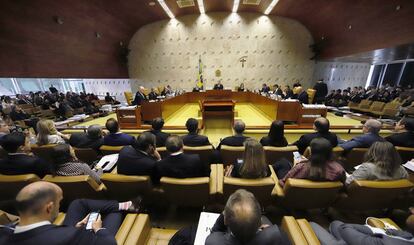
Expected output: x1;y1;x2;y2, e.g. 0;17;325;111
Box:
182;118;211;147
296;86;309;104
238;83;245;92
205;189;291;245
226;139;270;178
260;120;288;147
104;92;115;104
217;120;250;150
103;118;135;146
69;124;104;150
213;80;224;90
0;181;142;245
386;117;414;148
155;135;209;183
346;141;408;185
339;119;384;152
282;85;294;99
148;88;158;100
260;83;270;93
272;84;284;97
0;132;50;177
116;132;161;179
146;117;170;147
293;117;338;154
132;86;147;105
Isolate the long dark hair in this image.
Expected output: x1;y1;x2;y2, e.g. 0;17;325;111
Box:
268;120;285;144
308;138;332;180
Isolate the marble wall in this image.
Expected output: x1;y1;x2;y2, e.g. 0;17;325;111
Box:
312;61;371;91
128;12;315;92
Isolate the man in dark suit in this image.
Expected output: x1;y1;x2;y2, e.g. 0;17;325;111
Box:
182;118;210;147
297;87;309;104
272;84;284;97
260;83;270;93
103;118;135;146
206;189;291;245
117;132;160;179
148;88;158;100
282;85;294;99
313;79;328;104
294;117;338;154
49;85;58;94
146;117;170;147
132;86;147;105
155;135;209;184
339;119;384;152
213;80;224;90
217;120;249;150
386;118;414;148
0;181;143;245
69;124;104;150
0;119;10;145
0;132;50;177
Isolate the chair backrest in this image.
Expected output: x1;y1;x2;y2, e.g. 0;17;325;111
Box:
264;146;298;164
396;146;414;163
43;175;105;203
156;147;169;159
183;145;214;165
99;145;124;155
358;99;373;109
0;174;40;201
303;146;344;160
307;89;316;104
336;179;414;211
370;101;385;111
31;144;58;164
74;147;100;164
101;173;152;201
220;145;244;165
282;179;343;209
124;92;133;106
223;175;275;205
344;148;368;169
160;177;210;207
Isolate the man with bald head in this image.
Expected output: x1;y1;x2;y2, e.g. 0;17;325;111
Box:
217;120;250;150
339;119;384;152
206;189;290;245
132;86;147;105
69;124;104;150
0;181;141;245
293;117;338;154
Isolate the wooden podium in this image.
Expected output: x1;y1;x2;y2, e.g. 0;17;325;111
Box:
200;99;235;126
116;106;141;129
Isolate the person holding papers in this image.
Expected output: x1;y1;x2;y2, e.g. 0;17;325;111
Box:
345;141;408;185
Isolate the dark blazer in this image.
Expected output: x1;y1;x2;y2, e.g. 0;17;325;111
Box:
103;133;135;146
217;135;249;150
0;224;116;245
213;84;224;90
69;133;103;150
274;88;284;96
339;132;385;152
132;91;147;106
148;92;158;100
116;146;157;178
260;86;271;93
284;89;294;99
206;214;291;245
313;82;328;99
182;133;210;147
155;153;209;183
0;153;50;177
385;132;414;148
10;111;29;121
294;132;338;154
297;91;309;104
260;136;288;147
146;129;170;147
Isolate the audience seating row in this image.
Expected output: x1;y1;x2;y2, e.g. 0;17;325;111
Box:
2;164;413;212
349;98;414;118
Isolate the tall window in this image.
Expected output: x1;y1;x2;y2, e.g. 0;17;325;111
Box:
368;60;414;88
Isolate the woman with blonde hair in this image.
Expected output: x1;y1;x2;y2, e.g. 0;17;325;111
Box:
36;119;69;145
226;139;269;178
346;141;408;185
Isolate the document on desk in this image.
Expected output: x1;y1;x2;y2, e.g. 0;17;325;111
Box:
403;161;414;172
96;154;119;172
194;212;220;245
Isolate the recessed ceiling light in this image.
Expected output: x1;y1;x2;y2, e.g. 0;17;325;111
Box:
396;5;401;11
149;1;156;6
264;0;279;15
197;0;205;14
232;0;240;13
157;0;175;18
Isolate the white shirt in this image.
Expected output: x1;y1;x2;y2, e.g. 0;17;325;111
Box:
170;152;183;156
14;221;51;233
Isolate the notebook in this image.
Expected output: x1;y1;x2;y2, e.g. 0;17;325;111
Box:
194;212;220;245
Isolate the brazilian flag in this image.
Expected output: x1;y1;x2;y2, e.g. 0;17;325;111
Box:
197;56;204;89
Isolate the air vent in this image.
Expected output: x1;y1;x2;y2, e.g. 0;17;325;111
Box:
176;0;195;8
243;0;261;5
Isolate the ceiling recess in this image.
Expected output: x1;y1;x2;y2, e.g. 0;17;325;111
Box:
243;0;261;5
176;0;195;8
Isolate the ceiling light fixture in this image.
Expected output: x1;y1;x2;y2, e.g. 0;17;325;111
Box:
197;0;205;14
232;0;240;13
158;0;175;19
264;0;279;15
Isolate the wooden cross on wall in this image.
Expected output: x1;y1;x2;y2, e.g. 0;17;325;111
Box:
239;56;247;68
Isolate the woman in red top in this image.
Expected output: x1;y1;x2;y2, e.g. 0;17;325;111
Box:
279;138;345;187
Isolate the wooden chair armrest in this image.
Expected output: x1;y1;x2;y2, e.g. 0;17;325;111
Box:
53;212;66;226
297;219;321;245
281;216;307;245
209;164;217;195
216;164;224;194
269;166;284;197
124;214;152;245
116;213;138;245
